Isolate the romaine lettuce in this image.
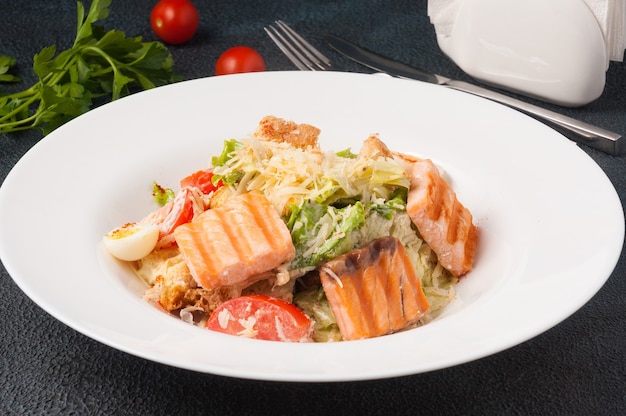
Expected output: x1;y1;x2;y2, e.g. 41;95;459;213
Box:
287;200;365;268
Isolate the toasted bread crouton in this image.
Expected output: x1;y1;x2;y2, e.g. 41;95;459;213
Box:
255;116;320;149
152;273;241;314
132;247;184;286
208;185;233;210
136;247;241;313
358;134;393;160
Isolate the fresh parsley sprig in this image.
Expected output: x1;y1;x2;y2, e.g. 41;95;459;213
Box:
0;56;20;83
0;0;181;135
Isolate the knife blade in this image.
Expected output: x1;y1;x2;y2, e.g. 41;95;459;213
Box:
325;34;622;155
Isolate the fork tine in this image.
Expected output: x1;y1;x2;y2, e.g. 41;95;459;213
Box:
264;26;312;70
275;21;332;68
265;21;332;71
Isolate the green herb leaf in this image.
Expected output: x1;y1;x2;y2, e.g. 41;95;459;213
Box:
335;148;357;159
0;0;180;136
74;0;111;47
0;55;21;83
152;182;175;206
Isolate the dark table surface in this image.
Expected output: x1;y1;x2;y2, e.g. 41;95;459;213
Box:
1;1;625;415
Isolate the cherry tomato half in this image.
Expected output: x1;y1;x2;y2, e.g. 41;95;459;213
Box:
206;295;313;342
215;46;266;76
180;168;222;194
150;0;199;45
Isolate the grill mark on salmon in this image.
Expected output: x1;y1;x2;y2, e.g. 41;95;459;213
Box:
320;237;430;341
407;159;478;277
174;190;295;290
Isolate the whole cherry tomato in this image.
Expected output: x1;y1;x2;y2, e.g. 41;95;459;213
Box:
150;0;199;45
215;46;266;75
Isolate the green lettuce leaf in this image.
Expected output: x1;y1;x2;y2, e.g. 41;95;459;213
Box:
211;139;244;186
287;200;366;268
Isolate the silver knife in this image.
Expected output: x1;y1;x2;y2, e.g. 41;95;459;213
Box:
325;34;622;155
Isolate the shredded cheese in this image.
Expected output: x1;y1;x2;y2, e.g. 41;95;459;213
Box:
237;316;259;338
321;266;343;289
217;308;234;329
213;137;410;216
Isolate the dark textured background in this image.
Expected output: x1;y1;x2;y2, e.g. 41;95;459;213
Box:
1;1;625;415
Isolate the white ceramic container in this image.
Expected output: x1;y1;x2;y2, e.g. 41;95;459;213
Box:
435;0;607;106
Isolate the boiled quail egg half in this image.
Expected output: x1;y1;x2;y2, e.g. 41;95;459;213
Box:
103;222;159;261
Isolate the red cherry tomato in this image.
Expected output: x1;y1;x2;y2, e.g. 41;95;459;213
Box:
206;295;313;342
180;169;222;194
150;0;199;45
215;46;266;76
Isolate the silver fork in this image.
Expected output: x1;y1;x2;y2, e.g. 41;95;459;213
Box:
264;20;332;71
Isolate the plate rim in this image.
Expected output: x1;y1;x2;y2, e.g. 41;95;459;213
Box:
0;71;623;382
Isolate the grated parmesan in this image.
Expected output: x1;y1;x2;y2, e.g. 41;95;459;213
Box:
212;136;410;216
237;316;259;338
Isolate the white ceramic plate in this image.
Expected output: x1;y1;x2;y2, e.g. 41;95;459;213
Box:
0;72;622;382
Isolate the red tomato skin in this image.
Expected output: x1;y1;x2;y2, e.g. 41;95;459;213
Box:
150;0;199;45
162;189;195;232
215;46;266;76
206;295;313;342
180;169;222;194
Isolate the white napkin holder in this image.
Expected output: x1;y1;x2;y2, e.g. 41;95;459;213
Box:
429;0;621;107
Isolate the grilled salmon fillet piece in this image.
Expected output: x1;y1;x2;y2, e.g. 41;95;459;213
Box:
319;236;430;341
407;159;478;277
173;190;296;290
